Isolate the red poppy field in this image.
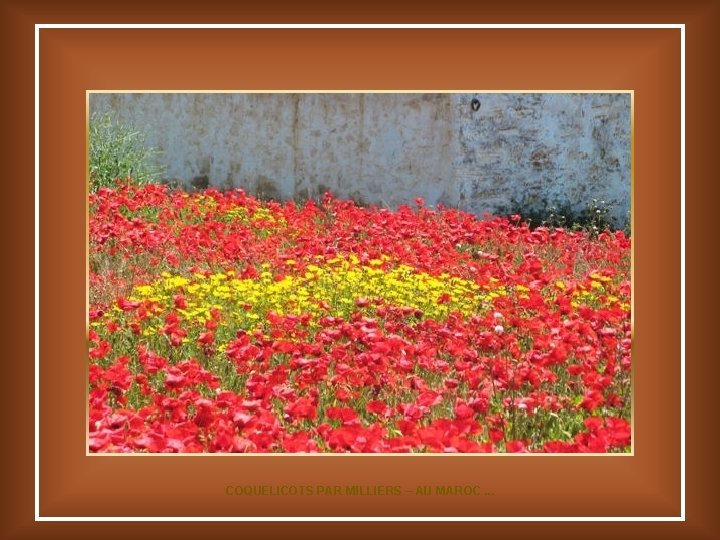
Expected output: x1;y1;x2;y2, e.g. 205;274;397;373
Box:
88;183;631;453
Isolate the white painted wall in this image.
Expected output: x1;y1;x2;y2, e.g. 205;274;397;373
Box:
90;93;631;226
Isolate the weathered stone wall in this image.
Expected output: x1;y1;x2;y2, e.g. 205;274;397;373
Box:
90;92;630;226
452;93;631;224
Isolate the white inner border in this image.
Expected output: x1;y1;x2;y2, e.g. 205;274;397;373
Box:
34;23;685;522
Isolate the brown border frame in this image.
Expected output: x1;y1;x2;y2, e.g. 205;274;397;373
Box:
46;27;680;517
2;1;716;537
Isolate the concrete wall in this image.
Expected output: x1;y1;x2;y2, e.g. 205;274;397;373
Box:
90;93;630;226
453;94;631;224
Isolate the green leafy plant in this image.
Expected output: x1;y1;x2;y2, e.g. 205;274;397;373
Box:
498;197;629;237
89;111;166;192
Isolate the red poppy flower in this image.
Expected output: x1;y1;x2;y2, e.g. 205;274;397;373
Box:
505;440;528;453
197;331;215;345
326;406;360;426
284;397;317;422
454;401;475;420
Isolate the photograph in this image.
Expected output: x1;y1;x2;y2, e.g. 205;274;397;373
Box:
87;91;632;454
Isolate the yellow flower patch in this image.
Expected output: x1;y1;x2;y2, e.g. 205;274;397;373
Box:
124;257;505;329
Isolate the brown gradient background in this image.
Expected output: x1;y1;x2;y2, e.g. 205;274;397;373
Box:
3;0;717;537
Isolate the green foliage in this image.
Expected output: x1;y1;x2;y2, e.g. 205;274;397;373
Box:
499;197;630;237
89;111;166;192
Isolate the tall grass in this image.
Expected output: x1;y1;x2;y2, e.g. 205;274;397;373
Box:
89;111;166;192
